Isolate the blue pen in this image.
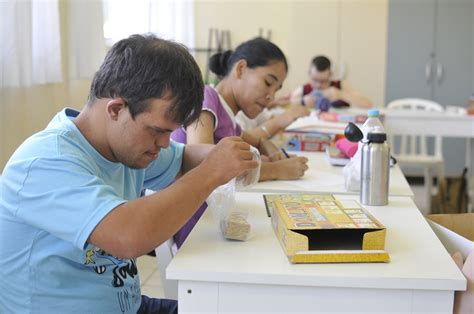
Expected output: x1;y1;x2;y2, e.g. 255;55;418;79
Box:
280;147;290;159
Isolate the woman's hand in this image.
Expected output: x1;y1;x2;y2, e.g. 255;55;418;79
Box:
273;156;309;180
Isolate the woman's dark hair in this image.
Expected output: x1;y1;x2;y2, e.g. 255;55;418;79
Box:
208;37;287;78
88;34;203;127
311;55;331;72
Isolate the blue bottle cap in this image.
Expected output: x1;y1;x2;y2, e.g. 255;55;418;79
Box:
367;108;380;117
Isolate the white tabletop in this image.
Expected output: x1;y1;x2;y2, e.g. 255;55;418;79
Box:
168;192;465;291
383;109;474;138
239;151;413;197
287;109;474;139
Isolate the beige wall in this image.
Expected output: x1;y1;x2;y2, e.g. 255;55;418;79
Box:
0;0;92;171
0;82;91;170
194;0;388;105
193;0;292;85
1;0;388;170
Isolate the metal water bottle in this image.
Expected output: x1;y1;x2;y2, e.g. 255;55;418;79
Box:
360;130;390;206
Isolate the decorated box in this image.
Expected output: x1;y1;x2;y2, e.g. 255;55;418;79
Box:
263;194;390;263
275;131;333;152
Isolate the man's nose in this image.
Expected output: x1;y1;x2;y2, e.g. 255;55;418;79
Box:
155;134;170;148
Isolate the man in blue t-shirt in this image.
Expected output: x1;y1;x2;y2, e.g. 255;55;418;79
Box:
0;34;258;314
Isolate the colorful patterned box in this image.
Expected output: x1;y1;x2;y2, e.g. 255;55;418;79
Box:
263;194;390;263
275;131;333;152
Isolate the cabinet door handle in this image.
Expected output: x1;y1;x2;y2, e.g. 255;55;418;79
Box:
425;63;432;83
436;63;443;84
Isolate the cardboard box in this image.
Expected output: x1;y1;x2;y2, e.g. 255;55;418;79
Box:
275;131;333;152
427;214;474;260
263;194;390;263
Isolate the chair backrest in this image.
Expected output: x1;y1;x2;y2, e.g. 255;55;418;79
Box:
387;98;444;112
144;189;178;300
386;98;443;158
154;238;178;300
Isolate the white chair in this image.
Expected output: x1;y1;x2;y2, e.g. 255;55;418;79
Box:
143;189;179;299
386;98;444;212
154;238;178;300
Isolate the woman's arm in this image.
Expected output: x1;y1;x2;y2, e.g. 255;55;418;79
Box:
248;105;310;140
241;131;281;158
323;82;373;108
186;111;216;144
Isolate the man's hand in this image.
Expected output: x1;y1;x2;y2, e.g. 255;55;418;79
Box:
302;94;316;107
200;137;259;186
322;87;343;102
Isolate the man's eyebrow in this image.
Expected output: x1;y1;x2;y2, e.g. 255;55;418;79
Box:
150;126;174;133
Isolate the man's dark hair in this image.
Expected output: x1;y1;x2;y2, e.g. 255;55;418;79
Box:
311;55;331;72
88;34;203;127
209;37;288;78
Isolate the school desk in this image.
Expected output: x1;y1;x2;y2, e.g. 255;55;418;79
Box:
239;151;414;197
167;192;465;313
382;109;474;171
288;109;474;173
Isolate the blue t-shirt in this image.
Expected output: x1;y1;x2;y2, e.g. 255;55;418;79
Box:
0;108;184;313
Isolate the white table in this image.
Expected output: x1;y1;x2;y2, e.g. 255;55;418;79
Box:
382;109;474;138
167;192;466;313
288;109;474;173
383;109;474;173
240;151;414;197
287;109;474;139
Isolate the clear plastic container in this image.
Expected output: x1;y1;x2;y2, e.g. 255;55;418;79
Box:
361;109;385;141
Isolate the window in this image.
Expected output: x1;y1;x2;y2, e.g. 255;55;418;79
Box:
103;0;195;48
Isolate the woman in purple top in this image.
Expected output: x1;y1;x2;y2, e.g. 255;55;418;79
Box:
172;37;309;247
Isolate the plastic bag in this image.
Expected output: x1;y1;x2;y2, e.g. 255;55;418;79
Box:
207;179;253;241
235;145;261;188
342;142;363;191
207;146;261;241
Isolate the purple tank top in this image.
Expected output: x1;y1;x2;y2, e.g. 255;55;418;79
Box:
172;85;242;248
171;85;242;144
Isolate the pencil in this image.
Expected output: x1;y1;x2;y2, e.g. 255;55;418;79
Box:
280;147;290;159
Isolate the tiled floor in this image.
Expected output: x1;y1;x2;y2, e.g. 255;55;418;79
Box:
137;255;165;299
136;181;434;298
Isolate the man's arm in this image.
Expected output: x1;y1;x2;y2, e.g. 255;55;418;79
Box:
324;81;373;108
88;137;258;259
289;86;305;105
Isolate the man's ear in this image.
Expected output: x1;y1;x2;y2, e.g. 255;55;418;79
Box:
234;59;247;79
105;98;127;121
